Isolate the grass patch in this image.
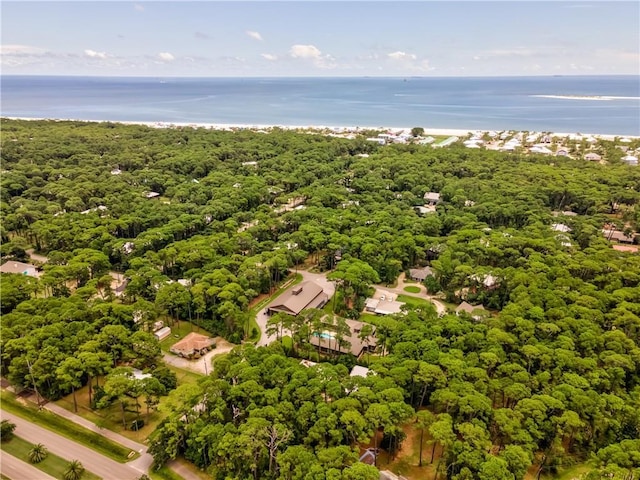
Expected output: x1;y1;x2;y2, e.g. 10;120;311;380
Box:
150;465;186;480
403;286;421;294
397;294;433;308
0;435;101;480
1;391;134;463
359;313;381;323
166;364;203;385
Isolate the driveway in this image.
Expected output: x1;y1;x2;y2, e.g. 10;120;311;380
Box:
374;273;447;316
1;410;141;480
256;270;335;347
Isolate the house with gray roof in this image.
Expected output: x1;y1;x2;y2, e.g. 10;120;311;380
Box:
409;266;433;282
266;281;328;316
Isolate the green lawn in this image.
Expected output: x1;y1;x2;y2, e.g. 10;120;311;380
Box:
403;286;421;294
0;392;133;463
0;435;101;480
150;465;186;480
397;294;433;308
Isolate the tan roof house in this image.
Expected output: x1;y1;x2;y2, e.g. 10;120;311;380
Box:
409;266;433;282
170;333;215;358
0;261;40;278
455;301;487;320
584;152;601;161
266;281;328;316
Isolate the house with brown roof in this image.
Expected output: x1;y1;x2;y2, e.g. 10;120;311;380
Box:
170;332;215;358
584;152;602;161
266;281;328;316
0;261;40;278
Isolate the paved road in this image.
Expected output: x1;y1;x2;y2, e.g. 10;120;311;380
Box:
256;270;336;347
1;450;57;480
1;410;141;480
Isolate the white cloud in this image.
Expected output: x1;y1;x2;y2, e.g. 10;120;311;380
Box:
84;49;108;59
158;52;175;62
0;44;45;55
246;31;263;42
261;53;278;61
388;51;417;61
289;44;322;59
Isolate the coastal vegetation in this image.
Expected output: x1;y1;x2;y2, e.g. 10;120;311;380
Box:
1;119;639;479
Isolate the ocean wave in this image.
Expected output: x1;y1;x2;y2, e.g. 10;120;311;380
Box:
531;94;640;101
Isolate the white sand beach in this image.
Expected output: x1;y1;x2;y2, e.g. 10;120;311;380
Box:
3;116;638;140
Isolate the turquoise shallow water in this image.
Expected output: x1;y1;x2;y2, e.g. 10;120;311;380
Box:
1;75;639;135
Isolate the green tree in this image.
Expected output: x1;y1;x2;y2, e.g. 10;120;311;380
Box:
28;443;48;463
63;460;85;480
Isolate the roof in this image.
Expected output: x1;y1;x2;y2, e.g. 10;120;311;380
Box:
603;229;636;243
552;223;572;233
456;301;486;315
409;266;433;281
584;152;601;160
350;365;371;378
170;332;215;355
0;261;39;277
423;192;441;202
267;281;328;316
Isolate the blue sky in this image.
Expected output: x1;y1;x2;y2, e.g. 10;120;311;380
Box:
1;1;638;76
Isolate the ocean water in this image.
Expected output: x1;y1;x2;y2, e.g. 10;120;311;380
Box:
1;75;639;135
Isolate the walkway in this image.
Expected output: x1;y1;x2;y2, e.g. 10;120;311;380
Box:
376;272;447;316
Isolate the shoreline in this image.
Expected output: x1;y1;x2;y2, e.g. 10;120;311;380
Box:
2;116;638;140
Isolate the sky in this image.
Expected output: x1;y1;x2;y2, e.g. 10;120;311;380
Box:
1;1;639;77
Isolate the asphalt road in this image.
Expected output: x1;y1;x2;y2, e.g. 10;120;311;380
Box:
0;450;57;480
1;411;140;480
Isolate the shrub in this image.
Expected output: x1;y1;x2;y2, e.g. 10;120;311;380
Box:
0;419;16;441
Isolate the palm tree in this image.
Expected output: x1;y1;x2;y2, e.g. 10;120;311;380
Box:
28;443;48;463
63;460;85;480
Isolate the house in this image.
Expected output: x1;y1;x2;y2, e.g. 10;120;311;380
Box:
350;365;371;378
145;191;160;199
415;205;437;215
0;261;40;278
584;152;602;161
409;266;433;282
622;155;638;166
556;148;569;157
379;471;409;480
364;296;405;315
530;146;553;155
309;319;377;357
603;229;636;244
266;281;329;316
455;301;486;320
154;326;172;341
552;223;572;233
170;332;215;358
423;192;441;205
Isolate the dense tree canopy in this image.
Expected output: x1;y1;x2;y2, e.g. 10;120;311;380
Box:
1;119;639;479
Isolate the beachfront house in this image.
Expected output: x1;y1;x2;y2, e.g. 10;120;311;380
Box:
622;155;638;166
585;152;602;161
